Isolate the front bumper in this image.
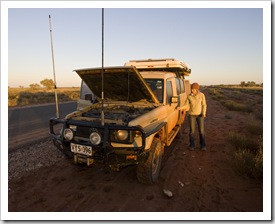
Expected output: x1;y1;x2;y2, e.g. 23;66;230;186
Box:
49;117;148;167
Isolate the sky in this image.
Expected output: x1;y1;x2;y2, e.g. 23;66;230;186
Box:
4;1;268;88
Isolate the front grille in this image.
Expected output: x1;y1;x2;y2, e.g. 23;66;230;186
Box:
75;126;90;138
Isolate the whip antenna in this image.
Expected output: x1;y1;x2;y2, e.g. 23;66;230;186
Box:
101;8;105;126
49;15;60;118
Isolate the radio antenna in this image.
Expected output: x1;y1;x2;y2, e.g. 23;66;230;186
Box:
49;15;60;118
101;8;105;126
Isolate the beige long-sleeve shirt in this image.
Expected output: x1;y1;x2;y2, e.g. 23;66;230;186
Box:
185;90;207;117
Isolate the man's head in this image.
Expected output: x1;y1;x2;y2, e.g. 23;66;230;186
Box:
191;83;199;95
191;83;199;90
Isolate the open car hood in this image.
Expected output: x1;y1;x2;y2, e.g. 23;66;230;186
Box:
74;66;158;103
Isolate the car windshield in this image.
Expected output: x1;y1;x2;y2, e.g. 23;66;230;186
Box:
144;79;164;103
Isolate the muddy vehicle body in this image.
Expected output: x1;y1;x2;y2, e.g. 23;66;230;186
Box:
50;59;191;184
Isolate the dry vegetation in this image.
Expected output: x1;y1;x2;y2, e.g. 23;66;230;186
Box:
207;85;263;179
8;87;80;107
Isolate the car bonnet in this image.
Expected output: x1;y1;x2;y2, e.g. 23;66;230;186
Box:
74;66;159;103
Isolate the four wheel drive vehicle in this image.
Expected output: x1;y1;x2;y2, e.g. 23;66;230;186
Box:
49;58;191;184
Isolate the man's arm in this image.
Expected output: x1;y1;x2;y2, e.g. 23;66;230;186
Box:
202;94;207;117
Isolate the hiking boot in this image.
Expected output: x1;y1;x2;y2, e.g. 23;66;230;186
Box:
201;147;207;151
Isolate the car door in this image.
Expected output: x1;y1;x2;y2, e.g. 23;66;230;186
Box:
165;78;178;133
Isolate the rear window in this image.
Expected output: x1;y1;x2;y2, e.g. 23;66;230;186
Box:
175;78;181;95
175;78;185;94
180;79;185;93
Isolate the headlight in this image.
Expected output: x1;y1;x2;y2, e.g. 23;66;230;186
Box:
111;129;143;144
116;130;129;141
64;128;74;141
89;132;101;145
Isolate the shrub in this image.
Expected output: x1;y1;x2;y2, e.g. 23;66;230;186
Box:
230;90;242;100
228;131;249;150
228;132;263;179
246;115;263;135
222;100;253;112
208;88;224;100
233;148;262;179
62;91;80;100
228;131;259;152
224;114;232;119
29;83;41;91
8;88;80;107
254;109;263;120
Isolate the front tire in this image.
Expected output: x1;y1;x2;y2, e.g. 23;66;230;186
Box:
137;138;163;184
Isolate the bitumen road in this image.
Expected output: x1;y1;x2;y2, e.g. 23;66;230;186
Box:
8;101;77;150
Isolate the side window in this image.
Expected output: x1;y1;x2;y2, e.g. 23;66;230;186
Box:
166;80;173;104
175;78;181;95
180;79;185;93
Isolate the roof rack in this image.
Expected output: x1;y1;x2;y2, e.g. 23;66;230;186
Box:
124;58;191;78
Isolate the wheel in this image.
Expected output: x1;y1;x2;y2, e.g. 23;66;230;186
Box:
137;138;163;184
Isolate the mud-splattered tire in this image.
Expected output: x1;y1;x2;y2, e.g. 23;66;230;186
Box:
137;138;163;184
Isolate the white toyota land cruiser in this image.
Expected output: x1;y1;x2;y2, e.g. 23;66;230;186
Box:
50;58;191;184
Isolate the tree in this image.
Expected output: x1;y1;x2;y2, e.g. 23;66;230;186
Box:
40;78;54;90
247;81;256;87
29;83;41;90
240;81;246;88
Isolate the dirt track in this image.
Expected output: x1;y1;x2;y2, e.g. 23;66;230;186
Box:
8;89;263;216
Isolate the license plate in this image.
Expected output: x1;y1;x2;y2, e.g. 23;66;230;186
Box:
71;143;92;156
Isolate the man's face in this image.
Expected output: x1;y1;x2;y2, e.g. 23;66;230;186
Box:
191;88;198;95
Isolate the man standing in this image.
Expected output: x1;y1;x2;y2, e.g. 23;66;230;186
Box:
185;83;207;151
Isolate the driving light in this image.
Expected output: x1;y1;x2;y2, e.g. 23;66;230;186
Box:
64;128;74;141
116;130;129;141
89;132;101;145
133;130;142;138
69;125;77;131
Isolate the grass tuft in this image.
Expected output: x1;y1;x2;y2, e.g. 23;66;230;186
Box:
228;132;262;179
222;100;253;112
